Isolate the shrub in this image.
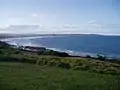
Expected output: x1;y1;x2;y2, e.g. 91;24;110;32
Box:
85;55;91;58
0;41;10;49
56;62;71;69
0;49;2;54
73;65;90;70
48;61;58;66
38;50;69;57
21;58;37;64
38;51;45;55
38;60;48;66
14;50;21;54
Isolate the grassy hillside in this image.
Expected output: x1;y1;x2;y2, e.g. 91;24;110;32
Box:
0;41;120;90
0;62;120;90
0;46;120;75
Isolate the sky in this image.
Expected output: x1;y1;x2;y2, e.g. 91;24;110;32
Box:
0;0;120;35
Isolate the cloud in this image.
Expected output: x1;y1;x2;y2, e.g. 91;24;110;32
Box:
31;13;39;18
87;20;120;29
0;25;40;34
30;13;45;19
4;13;43;26
0;20;120;35
5;17;27;25
87;20;103;28
88;20;97;24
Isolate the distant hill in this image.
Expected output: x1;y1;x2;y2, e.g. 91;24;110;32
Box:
0;33;120;39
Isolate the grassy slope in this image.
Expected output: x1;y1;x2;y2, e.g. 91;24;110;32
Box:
0;41;120;90
1;51;120;75
0;62;120;90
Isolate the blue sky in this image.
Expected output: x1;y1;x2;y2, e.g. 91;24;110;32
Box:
0;0;120;35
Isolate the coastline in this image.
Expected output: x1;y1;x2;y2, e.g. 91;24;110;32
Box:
7;42;120;61
1;36;120;59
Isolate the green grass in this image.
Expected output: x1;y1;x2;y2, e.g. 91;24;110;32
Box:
1;52;120;75
0;44;120;75
0;62;120;90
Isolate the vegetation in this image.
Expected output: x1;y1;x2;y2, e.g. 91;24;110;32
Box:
0;62;120;90
0;41;120;74
0;41;120;90
38;49;70;57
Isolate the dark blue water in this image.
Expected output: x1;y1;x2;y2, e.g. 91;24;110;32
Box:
3;35;120;58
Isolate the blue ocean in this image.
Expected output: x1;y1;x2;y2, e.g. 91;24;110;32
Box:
2;34;120;58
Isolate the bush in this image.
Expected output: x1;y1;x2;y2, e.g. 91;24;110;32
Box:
38;51;45;55
38;60;48;66
85;55;91;58
48;61;58;66
14;50;21;54
21;58;37;64
56;62;71;69
0;49;2;54
38;50;69;57
0;41;10;49
73;65;90;70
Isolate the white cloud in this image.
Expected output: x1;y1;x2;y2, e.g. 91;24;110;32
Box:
30;13;45;19
6;17;27;25
31;13;39;18
88;20;97;24
0;18;120;35
87;20;103;28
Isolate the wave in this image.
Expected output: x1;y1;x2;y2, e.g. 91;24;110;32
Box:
45;47;97;57
43;47;120;59
0;35;57;42
1;36;42;41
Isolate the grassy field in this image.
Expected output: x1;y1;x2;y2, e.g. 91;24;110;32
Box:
0;41;120;90
0;41;120;75
0;62;120;90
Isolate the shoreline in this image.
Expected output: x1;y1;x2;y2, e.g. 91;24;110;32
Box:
11;43;120;59
0;40;120;63
10;43;120;61
1;36;120;60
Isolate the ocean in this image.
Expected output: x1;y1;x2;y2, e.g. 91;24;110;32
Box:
2;34;120;58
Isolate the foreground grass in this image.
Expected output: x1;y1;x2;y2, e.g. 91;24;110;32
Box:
0;62;120;90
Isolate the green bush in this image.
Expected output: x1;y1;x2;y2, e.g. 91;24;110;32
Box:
48;61;58;66
0;49;2;54
38;60;48;66
38;50;69;57
56;62;71;69
21;58;37;64
73;65;90;70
